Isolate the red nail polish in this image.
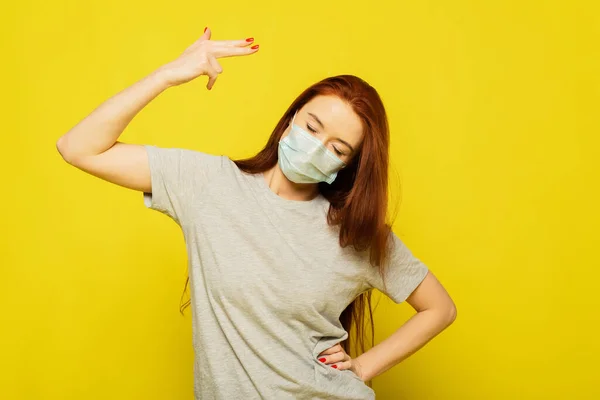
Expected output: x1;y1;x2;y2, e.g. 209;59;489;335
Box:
251;45;259;50
319;358;326;363
246;37;254;42
332;365;338;369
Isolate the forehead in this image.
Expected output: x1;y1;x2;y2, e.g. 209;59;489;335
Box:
300;95;364;146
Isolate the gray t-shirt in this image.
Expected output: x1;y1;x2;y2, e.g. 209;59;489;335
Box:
142;145;429;399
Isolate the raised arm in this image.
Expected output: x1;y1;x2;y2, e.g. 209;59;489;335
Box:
56;27;259;192
55;70;167;192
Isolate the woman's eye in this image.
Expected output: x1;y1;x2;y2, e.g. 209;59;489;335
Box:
333;146;345;156
306;124;317;133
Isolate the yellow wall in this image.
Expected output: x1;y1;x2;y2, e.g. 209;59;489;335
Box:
1;1;597;399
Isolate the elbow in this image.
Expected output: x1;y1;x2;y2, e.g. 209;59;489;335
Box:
56;136;68;161
445;303;457;326
56;135;76;165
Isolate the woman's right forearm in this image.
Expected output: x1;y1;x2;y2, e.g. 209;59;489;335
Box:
56;67;173;162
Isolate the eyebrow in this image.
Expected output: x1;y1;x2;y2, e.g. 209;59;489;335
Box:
307;112;355;153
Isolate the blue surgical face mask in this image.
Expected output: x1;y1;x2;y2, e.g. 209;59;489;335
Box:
277;111;346;184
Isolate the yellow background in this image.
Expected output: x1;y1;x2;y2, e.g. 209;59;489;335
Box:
1;1;597;399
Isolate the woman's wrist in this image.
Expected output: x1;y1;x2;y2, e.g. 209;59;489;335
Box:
353;355;370;382
151;65;177;89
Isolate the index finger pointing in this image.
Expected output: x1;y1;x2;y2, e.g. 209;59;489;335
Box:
211;38;255;47
212;44;259;58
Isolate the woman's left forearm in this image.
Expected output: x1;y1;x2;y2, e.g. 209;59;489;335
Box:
354;308;456;382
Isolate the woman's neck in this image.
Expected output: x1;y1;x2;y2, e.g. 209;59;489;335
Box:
263;164;320;201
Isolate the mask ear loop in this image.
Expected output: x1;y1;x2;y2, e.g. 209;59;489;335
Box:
291;110;298;127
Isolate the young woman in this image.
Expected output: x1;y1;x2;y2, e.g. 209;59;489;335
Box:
57;27;456;399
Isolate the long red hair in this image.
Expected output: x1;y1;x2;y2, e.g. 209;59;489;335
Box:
180;75;395;385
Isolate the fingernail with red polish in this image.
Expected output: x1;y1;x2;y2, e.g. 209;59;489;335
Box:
251;45;259;50
332;365;338;369
246;37;254;42
319;358;326;363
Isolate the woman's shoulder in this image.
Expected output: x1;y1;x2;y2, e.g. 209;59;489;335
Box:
144;145;243;193
149;145;235;171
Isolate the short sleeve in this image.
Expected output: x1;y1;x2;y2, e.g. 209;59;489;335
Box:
142;144;225;224
367;232;430;304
